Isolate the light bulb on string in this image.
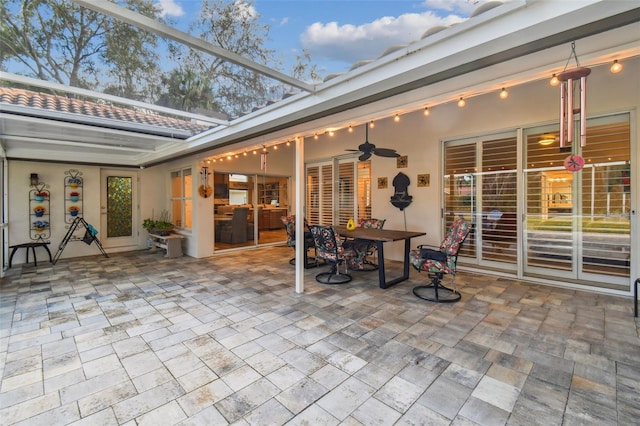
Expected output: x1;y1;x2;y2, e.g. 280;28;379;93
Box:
549;74;560;86
423;107;430;116
499;88;508;99
610;60;622;73
457;97;466;107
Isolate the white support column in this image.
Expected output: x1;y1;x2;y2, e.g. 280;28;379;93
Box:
295;137;305;293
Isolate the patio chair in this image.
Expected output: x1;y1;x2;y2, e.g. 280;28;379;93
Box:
308;225;356;284
348;218;386;271
409;217;471;303
281;215;320;268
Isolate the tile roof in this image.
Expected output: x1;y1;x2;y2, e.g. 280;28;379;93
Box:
0;87;213;137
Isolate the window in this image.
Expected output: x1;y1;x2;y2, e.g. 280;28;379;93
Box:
170;168;192;229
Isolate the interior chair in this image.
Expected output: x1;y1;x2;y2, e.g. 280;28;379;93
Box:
348;218;386;271
308;225;356;284
409;217;471;303
219;207;249;244
281;215;319;268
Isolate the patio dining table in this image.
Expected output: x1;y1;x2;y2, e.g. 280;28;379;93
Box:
334;226;426;289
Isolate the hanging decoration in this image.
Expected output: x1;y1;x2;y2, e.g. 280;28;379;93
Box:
557;41;591;149
563;154;585;172
198;166;212;198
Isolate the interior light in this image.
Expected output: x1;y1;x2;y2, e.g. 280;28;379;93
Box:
538;135;556;146
286;141;291;146
610;59;622;73
328;130;334;136
394;114;400;122
227;155;232;160
423;107;430;116
457;97;466;107
273;145;278;150
348;125;353;133
549;74;560;86
314;133;318;140
243;152;247;156
369;121;375;128
499;88;508;99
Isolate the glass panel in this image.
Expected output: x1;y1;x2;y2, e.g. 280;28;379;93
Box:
444;143;476;257
171;199;182;227
306;166;320;225
184;169;192;198
171;171;181;197
480;137;517;264
184;199;192;229
337;162;355;226
106;176;132;238
357;161;372;220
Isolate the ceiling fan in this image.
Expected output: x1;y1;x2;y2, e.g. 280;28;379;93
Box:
346;124;400;161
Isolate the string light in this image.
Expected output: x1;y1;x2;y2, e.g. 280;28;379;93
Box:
348;125;353;132
499;88;508;99
286;141;291;146
314;133;318;140
457;97;466;107
610;59;622;73
369;121;375;128
549;74;560;86
394;114;400;122
328;130;334;136
423;107;430;116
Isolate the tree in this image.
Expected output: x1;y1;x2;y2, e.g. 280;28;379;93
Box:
161;0;279;116
1;0;162;101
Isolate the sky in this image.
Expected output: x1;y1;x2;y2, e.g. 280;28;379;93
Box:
154;0;492;79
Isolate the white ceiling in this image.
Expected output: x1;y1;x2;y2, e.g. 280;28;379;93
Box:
1;1;639;167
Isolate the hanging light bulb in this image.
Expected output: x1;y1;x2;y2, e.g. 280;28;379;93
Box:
328;130;334;136
610;60;622;73
273;145;278;150
394;113;400;122
243;151;247;156
348;125;353;133
369;121;375;128
457;97;466;107
549;74;560;86
499;88;509;99
423;107;430;116
253;150;257;155
314;133;318;140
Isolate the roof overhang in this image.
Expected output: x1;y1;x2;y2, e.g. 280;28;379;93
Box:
1;0;639;166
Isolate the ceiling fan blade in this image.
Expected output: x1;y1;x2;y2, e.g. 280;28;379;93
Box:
373;148;400;157
345;149;360;152
359;152;372;161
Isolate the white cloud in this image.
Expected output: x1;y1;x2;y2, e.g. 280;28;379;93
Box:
300;11;466;65
421;0;481;14
156;0;185;17
234;0;258;20
279;17;289;26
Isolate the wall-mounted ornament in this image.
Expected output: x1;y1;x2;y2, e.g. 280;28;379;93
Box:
390;172;412;211
563;154;585;172
64;169;83;224
377;177;388;189
417;174;430;187
29;179;50;241
198;166;212;198
397;155;408;168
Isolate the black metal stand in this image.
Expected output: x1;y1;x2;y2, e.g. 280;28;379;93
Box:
53;217;108;264
413;273;461;303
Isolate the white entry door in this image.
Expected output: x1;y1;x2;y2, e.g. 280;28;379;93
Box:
100;169;138;249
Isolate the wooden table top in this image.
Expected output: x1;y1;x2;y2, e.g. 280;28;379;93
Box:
333;226;425;242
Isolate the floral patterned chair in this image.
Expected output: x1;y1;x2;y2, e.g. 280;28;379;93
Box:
348;218;386;271
308;225;356;284
280;215;319;268
409;218;471;302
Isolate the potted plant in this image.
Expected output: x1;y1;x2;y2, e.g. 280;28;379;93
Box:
33;205;46;217
34;191;47;202
143;210;174;236
68;177;82;188
69;191;80;202
68;205;80;216
33;220;49;232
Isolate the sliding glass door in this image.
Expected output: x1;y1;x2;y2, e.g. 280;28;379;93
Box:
523;114;631;289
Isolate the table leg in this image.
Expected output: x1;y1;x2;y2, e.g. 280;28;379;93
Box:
378;238;414;289
8;247;18;268
377;241;386;289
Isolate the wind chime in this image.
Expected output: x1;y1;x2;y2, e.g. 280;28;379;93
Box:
557;42;591;172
